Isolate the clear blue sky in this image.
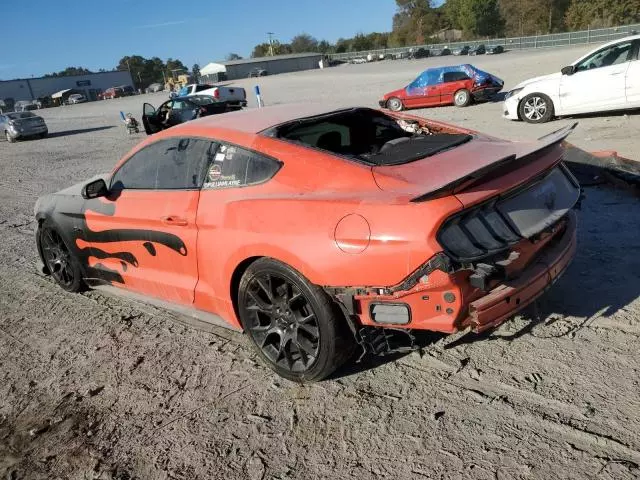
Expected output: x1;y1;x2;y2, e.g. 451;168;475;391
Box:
0;0;406;80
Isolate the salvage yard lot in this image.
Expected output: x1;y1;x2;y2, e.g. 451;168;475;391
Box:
1;44;639;479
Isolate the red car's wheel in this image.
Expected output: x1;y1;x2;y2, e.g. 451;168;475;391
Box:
386;97;404;112
453;89;472;107
237;258;354;382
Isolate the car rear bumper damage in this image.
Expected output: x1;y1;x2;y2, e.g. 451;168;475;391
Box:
462;210;576;332
327;210;577;353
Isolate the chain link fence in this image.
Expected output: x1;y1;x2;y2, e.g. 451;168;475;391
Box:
329;23;640;62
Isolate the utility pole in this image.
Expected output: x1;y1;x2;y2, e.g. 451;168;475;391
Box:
267;32;275;56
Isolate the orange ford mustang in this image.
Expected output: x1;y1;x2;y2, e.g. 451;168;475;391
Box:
34;105;580;382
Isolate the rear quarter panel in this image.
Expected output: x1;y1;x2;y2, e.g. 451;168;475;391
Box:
191;134;463;326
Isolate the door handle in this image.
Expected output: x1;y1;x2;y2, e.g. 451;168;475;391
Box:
161;216;188;226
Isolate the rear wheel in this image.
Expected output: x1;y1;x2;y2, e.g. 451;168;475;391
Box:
38;222;85;292
386;97;404;112
237;258;354;382
453;89;472;107
39;131;48;139
519;93;554;123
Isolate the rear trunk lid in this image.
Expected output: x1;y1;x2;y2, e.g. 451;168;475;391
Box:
372;123;577;208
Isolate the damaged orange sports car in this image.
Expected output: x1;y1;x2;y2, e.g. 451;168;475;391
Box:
34;105;580;381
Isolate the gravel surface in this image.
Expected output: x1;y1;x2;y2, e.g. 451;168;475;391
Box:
1;44;639;479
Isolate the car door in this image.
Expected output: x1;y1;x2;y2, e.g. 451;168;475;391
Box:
404;71;441;108
82;137;211;305
142;102;163;135
559;40;634;114
624;41;640;105
192;141;283;317
168;99;198;126
439;71;472;105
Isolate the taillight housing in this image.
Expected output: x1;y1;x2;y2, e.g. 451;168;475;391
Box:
213;89;219;99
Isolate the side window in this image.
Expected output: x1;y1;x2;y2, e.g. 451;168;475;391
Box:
203;143;281;190
195;84;212;92
111;138;211;190
443;71;471;83
575;41;634;72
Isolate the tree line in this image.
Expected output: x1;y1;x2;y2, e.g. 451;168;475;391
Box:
242;0;640;57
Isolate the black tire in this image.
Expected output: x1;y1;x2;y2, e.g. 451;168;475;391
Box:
386;97;404;112
237;258;354;382
518;93;554;124
37;221;86;293
6;130;16;143
39;131;48;139
453;89;472;107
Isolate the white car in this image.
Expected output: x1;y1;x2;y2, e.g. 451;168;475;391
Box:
175;84;246;107
503;35;640;123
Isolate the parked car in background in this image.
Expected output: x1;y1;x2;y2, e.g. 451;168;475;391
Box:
434;47;452;56
503;34;640;123
409;47;430;59
101;87;124;100
145;83;164;93
380;64;504;111
453;46;470;56
248;68;268;77
14;100;39;112
469;44;487;55
176;84;247;107
487;45;505;55
34;104;580;382
118;85;136;96
142;94;244;135
1;111;48;142
67;94;87;104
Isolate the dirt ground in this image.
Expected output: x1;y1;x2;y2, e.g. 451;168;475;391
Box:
1;44;639;480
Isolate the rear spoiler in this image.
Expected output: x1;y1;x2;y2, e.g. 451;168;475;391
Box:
411;122;578;202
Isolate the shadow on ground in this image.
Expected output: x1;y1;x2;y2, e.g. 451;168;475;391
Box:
48;126;115;138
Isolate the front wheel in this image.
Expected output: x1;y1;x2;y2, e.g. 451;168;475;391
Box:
38;222;85;292
237;258;354;382
5;130;16;143
519;93;554;123
453;89;472;107
386;97;404;112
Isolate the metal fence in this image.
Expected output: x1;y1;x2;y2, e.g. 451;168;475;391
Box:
329;23;640;61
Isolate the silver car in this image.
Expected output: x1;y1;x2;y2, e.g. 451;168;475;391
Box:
67;94;86;104
0;111;48;142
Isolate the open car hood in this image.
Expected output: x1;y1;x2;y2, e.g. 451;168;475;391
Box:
372;123;577;205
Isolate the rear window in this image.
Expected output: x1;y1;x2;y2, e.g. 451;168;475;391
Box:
195;84;213;92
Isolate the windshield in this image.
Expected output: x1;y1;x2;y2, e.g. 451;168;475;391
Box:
7;112;35;119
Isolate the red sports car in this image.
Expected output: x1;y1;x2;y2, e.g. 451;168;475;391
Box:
380;64;504;111
34;105;579;382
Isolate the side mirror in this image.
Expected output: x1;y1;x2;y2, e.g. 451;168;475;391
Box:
82;178;108;199
561;65;575;75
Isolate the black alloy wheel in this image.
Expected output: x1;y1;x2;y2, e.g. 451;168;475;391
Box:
238;258;354;382
38;224;85;292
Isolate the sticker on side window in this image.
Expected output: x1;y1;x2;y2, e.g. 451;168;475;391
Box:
203;162;241;189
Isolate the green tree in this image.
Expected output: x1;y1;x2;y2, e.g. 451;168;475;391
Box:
565;0;640;29
390;0;442;46
226;53;243;60
44;66;93;77
499;0;570;35
318;40;333;53
290;33;319;53
458;0;505;37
